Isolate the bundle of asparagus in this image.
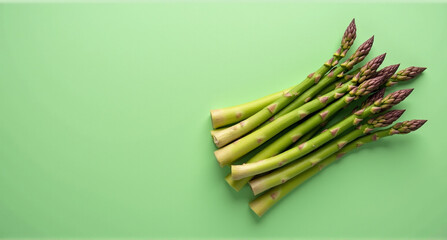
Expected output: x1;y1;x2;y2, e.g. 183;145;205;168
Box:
209;19;427;217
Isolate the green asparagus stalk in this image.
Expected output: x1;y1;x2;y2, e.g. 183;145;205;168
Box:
226;65;399;190
249;119;427;217
249;109;405;195
264;36;374;125
215;54;385;167
211;20;357;147
231;88;413;180
210;86;294;129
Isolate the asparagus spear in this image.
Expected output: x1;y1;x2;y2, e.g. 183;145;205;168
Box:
226;65;398;190
231;88;413;180
249;110;405;195
265;36;374;124
249;120;427;217
215;54;385;167
210;19;357;129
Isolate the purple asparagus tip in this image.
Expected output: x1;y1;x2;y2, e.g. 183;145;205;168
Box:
351;76;386;97
391;120;428;134
356;36;374;57
341;36;374;69
333;19;357;60
378;88;414;110
342;19;357;45
369;53;387;69
368;109;406;127
388;66;427;86
354;53;387;83
376;64;400;80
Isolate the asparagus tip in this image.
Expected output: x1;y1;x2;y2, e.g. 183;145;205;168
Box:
380;88;414;109
341;35;375;69
345;18;356;35
352;76;385;96
406;119;428;131
357;53;386;81
373;53;387;66
390;66;427;84
338;18;357;57
415;119;428;128
368;109;406;127
391;119;428;134
360;35;374;51
404;66;427;76
377;64;400;80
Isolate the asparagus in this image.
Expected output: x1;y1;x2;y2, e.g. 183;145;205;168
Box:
265;36;374;124
231;88;413;180
249;110;405;195
249;120;427;217
386;66;427;87
215;59;384;167
210;86;294;129
226;64;398;190
211;20;357;148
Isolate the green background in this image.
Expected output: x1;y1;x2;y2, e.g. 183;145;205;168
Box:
0;2;446;239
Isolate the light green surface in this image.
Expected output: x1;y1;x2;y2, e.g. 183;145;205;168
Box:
0;2;446;239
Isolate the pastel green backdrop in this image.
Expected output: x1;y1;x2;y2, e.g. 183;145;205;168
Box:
0;2;446;239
